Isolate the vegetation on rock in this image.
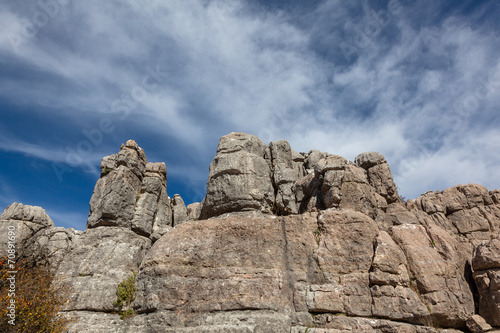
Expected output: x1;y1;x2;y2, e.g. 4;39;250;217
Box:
0;258;74;332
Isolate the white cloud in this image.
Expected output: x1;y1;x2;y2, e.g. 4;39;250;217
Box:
0;0;499;216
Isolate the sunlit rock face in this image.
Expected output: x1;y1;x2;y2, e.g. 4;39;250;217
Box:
3;132;499;332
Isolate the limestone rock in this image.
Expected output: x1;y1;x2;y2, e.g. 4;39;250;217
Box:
87;142;172;238
134;216;293;314
305;150;327;170
54;227;151;312
150;190;172;242
87;148;144;229
187;202;202;220
171;194;187;226
315;157;387;219
354;152;387;169
472;240;500;326
3;133;499;332
355;152;400;204
392;224;474;327
466;314;493;333
0;202;54;227
23;227;82;273
132;162;171;237
200;132;274;219
268;140;299;215
0;203;55;260
307;314;464;333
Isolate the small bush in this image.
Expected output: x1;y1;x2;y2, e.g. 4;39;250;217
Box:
113;272;137;319
0;257;74;332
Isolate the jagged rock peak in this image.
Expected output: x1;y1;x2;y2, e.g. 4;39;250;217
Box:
200;132;401;220
87;140;173;240
0;202;54;227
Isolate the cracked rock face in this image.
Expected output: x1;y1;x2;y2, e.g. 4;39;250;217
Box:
0;203;56;261
87;140;173;239
201;132;275;219
54;227;151;312
472;239;500;326
2;133;500;332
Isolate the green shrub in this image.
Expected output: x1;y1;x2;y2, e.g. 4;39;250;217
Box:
113;272;137;319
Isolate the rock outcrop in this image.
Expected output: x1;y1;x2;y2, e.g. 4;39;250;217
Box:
472;240;500;326
200;132;275;218
1;132;500;332
0;203;80;272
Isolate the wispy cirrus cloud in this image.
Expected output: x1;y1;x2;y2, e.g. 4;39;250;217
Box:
0;0;499;230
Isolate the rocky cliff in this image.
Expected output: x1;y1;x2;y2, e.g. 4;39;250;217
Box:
1;133;499;333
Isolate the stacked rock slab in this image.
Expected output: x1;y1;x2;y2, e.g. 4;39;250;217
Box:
87;140;175;238
2;133;500;332
200;132;275;219
51;140;184;327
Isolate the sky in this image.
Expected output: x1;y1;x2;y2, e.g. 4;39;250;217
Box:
0;0;499;230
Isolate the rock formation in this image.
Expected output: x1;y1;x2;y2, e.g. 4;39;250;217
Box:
1;133;500;333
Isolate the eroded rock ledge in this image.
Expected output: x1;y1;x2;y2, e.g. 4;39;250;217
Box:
1;133;499;333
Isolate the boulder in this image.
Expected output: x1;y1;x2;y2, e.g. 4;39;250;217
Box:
200;132;274;219
466;314;493;333
171;194;187;226
0;203;55;260
186;202;202;221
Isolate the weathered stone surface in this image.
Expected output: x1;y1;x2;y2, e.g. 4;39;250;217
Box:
0;203;55;260
134;216;293;314
313;209;378;317
0;202;54;226
354;152;386;169
172;194;188;226
201;133;274;219
466;314;493;333
472;240;500;326
132;162;171;237
473;239;500;271
150;190;172;242
268;140;299;215
23;227;82;272
87;142;173;239
291;150;306;179
54;227;151;312
295;172;323;213
5;133;499;332
87;149;144;229
299;314;466;332
355;152;400;204
392;224;474;327
305;150;327;170
368;230;429;323
186;202;202;221
370;231;411;287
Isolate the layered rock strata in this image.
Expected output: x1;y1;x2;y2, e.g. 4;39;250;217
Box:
1;133;499;332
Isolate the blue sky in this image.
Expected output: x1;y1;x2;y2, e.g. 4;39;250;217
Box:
0;0;499;230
